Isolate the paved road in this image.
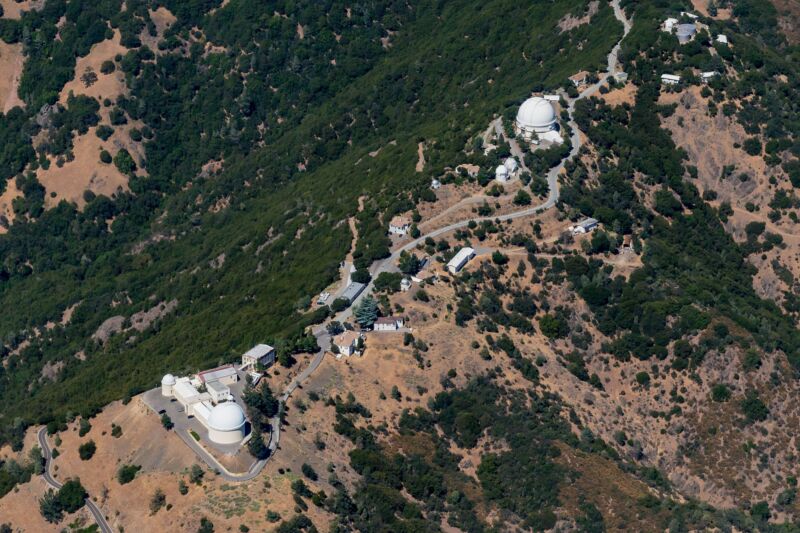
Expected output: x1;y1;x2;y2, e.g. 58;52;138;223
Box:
37;428;113;533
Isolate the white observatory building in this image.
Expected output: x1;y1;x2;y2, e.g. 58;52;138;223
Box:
514;96;563;144
161;373;176;396
495;164;509;183
161;371;248;446
206;402;247;444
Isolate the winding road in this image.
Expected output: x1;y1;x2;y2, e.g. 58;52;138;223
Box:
37;427;113;533
142;0;632;483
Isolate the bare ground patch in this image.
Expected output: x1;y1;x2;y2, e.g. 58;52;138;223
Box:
0;40;24;112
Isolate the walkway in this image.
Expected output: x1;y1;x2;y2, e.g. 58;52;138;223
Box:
37;428;113;533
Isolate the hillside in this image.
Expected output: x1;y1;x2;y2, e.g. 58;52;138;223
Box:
2;0;800;531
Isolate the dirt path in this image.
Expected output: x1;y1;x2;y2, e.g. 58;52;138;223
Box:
0;40;24;112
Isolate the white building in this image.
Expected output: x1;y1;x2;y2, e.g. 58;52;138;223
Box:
389;215;412;236
680;11;698;19
543;94;560;102
400;277;412;292
333;330;363;357
661;74;681;86
716;34;728;45
374;316;405;331
662;17;678;32
701;71;719;83
514;96;562;144
495;164;509;183
431;178;441;190
161;373;176;397
206;402;246;445
161;373;247;445
241;344;276;369
198;364;238;386
569;218;599;236
447;247;475;274
569;71;589;87
207;380;232;403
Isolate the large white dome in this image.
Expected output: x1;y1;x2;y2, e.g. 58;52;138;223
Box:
207;402;246;432
161;373;176;386
515;97;557;131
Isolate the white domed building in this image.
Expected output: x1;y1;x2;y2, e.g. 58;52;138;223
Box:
514;96;563;144
161;374;176;396
207;402;247;445
495;164;509;183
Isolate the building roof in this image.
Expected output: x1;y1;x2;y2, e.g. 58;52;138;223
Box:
515;97;557;130
661;74;681;81
578;217;599;228
206;380;229;393
334;330;361;347
161;373;176;386
174;380;200;401
341;282;366;302
198;364;237;383
207;402;246;431
569;70;589;82
495;164;508;176
375;316;402;325
243;344;274;359
390;215;411;228
504;157;518;172
447;247;475;269
716;34;728;44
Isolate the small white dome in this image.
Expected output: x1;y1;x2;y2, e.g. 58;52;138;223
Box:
516;97;557;131
161;374;176;386
495;164;508;175
207;402;246;432
504;157;518;172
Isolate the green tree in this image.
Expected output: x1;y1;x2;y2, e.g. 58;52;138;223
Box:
56;478;87;513
113;149;136;174
398;251;421;274
78;440;96;461
39;489;63;523
354;295;379;328
513;189;531;206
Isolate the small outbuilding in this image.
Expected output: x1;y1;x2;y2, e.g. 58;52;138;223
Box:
334;331;363;357
374;316;405;332
569;218;599;236
569;71;589;87
716;34;728;45
341;282;366;303
447;247;475;275
431;178;442;190
661;74;681;86
400;277;412;292
389;215;412;236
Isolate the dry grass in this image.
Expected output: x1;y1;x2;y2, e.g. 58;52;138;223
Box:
0;39;24;112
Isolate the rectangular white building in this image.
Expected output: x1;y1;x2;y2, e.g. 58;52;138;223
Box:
447;247;475;274
374;316;405;331
389;215;412;236
661;74;681;85
207;380;231;403
241;344;276;369
198;364;238;386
